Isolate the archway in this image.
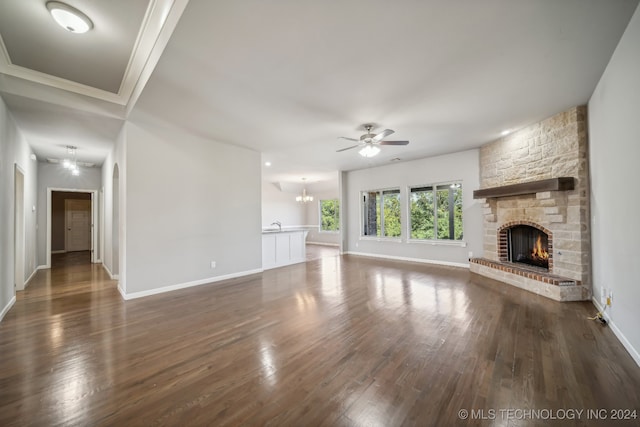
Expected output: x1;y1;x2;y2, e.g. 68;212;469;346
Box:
14;165;25;291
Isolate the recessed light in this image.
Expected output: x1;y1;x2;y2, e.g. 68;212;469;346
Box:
46;2;93;34
501;129;511;136
264;161;272;167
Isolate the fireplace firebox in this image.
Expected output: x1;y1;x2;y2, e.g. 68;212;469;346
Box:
507;225;550;269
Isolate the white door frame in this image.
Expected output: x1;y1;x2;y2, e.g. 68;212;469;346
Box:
14;165;25;291
46;188;99;268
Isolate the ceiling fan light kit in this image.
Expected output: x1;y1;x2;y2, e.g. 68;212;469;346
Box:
359;145;381;158
337;124;410;157
46;1;93;34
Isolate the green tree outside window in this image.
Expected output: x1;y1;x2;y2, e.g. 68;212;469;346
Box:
410;183;463;241
320;199;340;232
362;189;401;237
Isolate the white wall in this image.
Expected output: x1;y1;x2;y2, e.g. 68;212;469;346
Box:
36;162;103;266
588;4;640;365
102;125;127;285
262;181;306;228
305;188;340;246
0;95;38;320
344;149;482;266
123;111;262;296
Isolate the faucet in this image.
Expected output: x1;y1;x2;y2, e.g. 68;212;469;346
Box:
271;221;282;231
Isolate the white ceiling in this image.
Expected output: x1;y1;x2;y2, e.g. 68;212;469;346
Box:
0;0;638;185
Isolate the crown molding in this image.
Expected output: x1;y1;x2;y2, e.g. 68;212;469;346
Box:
0;0;189;112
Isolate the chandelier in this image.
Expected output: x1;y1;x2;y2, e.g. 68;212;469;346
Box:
62;145;80;176
296;178;313;203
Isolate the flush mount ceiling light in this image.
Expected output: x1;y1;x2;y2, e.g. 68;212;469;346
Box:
46;1;93;33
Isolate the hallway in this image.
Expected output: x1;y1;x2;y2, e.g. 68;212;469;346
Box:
1;256;640;425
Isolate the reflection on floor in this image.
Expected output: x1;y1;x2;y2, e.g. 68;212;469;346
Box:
305;243;339;261
52;250;92;268
2;248;640;425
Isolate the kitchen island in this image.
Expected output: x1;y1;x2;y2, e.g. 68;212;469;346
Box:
262;229;309;270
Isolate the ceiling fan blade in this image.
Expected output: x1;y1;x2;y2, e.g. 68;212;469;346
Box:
336;144;361;152
379;140;409;146
338;136;359;142
372;129;394;142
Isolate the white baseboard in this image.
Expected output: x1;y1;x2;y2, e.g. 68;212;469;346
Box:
24;267;39;288
102;264;118;280
306;241;340;247
118;268;264;300
51;250;66;254
592;298;640;367
0;296;16;322
345;251;469;269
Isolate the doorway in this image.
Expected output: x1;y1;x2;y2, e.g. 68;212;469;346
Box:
47;189;98;268
14;166;25;291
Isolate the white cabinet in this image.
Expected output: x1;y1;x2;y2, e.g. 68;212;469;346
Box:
262;230;308;270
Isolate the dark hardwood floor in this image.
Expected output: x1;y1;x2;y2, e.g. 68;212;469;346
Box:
306;243;340;261
51;250;92;267
1;254;639;426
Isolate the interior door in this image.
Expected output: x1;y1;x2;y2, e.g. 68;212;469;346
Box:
65;199;91;252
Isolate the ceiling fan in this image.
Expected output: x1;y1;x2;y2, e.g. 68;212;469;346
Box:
337;124;409;157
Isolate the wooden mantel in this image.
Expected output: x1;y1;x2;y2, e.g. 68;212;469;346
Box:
473;177;575;199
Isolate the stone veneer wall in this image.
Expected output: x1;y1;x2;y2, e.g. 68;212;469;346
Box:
478;106;591;295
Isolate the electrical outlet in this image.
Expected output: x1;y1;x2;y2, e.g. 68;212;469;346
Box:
607;289;613;306
210;261;216;269
600;286;607;306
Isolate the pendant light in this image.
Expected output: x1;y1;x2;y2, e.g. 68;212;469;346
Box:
63;145;80;176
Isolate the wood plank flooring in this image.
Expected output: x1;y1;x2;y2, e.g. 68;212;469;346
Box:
1;253;639;426
306;244;340;261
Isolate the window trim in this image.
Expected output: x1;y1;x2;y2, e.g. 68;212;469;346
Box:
407;181;464;242
360;187;402;239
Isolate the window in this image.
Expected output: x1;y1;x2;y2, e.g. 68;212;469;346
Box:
362;189;401;238
320;199;340;232
410;183;463;240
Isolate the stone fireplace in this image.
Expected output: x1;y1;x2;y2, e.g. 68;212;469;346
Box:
470;106;591;301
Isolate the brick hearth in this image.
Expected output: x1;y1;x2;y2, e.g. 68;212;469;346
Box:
470;258;588;302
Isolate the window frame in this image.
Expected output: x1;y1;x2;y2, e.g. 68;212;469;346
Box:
360;187;402;241
407;181;464;244
319;198;340;233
